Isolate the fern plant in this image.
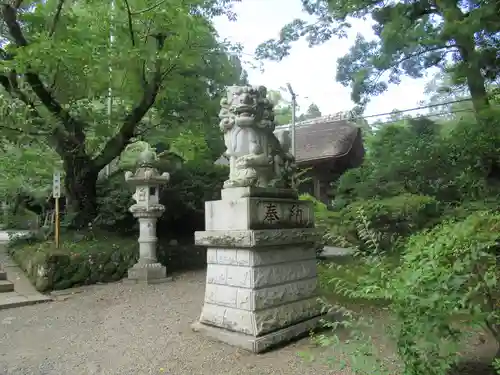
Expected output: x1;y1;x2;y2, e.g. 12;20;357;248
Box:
304;207;399;374
355;207;382;254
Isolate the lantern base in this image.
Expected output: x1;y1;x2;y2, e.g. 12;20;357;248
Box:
127;262;170;284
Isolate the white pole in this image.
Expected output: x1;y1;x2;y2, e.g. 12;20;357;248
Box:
286;83;297;157
106;0;115;178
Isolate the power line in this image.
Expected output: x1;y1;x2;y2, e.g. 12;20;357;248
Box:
274;108;476;135
372;108;475;127
355;90;499;122
360;97;473;120
276;97;476;129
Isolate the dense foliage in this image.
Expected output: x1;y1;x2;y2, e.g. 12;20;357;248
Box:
95;160;227;240
0;0;244;227
256;0;499;116
285;25;500;367
311;108;500;373
315;208;500;375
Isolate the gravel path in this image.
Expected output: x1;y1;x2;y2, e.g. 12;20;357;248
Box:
0;270;346;375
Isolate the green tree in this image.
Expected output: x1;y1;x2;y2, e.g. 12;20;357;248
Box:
268;89;294;125
387;108;411;122
148;52;248;162
297;102;322;121
255;0;500;115
0;140;59;200
0;0;240;227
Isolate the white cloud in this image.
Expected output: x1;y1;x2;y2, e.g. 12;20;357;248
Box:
213;0;430;118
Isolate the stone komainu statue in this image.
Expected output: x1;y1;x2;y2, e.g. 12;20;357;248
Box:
218;85;296;190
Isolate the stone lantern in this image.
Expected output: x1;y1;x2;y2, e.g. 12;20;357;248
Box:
124;147;170;283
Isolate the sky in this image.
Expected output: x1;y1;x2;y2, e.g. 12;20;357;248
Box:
213;0;431;120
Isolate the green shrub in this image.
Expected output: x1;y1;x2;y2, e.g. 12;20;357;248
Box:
299;194;343;255
315;210;500;375
156;242;207;271
387;210;500;374
335;122;455;202
337;193;441;251
95;174;136;233
7;232;137;292
157;160;227;239
442;198;500;222
94;160;227;240
334;112;500;206
2;207;40;230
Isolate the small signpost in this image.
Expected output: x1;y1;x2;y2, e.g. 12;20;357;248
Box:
52;171;61;248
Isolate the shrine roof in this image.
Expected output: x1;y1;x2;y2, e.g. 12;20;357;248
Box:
214;114;364;165
275;114;363;163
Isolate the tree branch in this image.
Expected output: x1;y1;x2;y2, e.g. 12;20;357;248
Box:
0;73;56;137
134;112;183;137
131;0;168;15
92;33;188;171
50;60;61;91
365;45;458;93
1;3;87;142
122;0;136;46
48;0;65;37
0;123;48;136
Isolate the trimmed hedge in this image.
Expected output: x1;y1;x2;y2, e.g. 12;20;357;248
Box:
7;232;137;292
7;231;208;292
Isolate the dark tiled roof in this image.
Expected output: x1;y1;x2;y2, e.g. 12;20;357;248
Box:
214;114;364;166
276;114;362;163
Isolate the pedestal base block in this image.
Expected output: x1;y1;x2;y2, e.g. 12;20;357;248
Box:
194;192;325;353
127;262;170;284
191;315;322;353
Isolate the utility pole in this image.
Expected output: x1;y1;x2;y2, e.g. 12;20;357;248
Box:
286;83;297;157
105;0;115;178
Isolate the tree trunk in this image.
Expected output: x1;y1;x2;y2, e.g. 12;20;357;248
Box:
436;2;490;115
456;36;490;115
63;155;99;229
464;64;490;114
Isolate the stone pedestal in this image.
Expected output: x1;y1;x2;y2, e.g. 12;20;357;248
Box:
193;187;323;353
127;212;169;284
127;262;168;283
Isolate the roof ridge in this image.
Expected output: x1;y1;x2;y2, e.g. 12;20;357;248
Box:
275;112;351;130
